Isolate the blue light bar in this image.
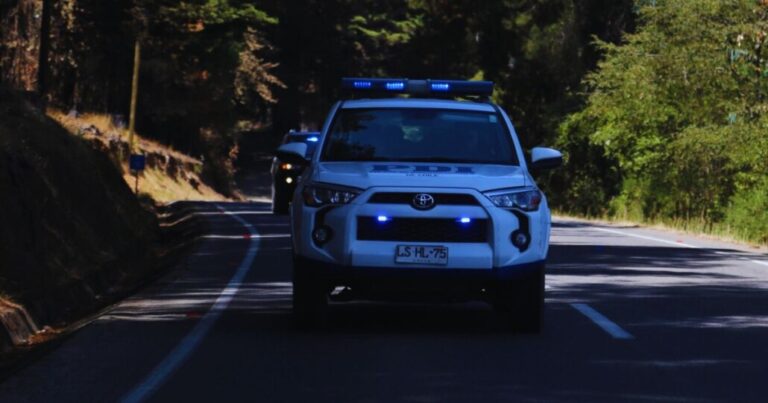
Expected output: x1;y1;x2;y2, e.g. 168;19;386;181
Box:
431;82;451;92
343;78;407;93
342;77;493;97
307;136;319;142
458;217;472;224
377;215;390;223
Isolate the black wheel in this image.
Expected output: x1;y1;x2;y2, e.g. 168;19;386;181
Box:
271;185;290;215
292;256;329;328
493;265;545;333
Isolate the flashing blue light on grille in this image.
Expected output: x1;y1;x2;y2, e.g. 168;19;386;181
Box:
353;81;373;89
385;82;405;91
459;217;472;224
431;83;451;92
307;136;319;142
377;215;390;223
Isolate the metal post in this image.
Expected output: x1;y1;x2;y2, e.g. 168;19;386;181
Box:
128;41;141;194
128;41;141;153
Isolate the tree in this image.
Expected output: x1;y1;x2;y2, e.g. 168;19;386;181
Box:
555;0;768;240
133;0;281;194
37;0;51;100
269;0;422;134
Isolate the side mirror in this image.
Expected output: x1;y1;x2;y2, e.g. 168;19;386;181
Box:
276;143;309;166
531;147;563;170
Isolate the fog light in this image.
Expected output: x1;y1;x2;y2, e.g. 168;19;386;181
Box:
511;230;530;249
285;177;294;184
312;226;332;244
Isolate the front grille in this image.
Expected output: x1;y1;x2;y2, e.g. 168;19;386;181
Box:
367;193;480;206
357;217;488;243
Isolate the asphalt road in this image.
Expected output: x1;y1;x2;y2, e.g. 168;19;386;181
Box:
1;201;768;402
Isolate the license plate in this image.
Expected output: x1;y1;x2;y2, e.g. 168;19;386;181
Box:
395;245;448;265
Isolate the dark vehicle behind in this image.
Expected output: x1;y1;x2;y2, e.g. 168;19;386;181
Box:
271;131;321;214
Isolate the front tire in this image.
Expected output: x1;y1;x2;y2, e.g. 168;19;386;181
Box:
292;256;329;328
493;265;544;333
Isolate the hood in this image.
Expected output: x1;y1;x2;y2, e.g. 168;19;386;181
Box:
311;162;528;192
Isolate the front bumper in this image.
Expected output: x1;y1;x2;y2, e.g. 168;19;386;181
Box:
292;186;551;270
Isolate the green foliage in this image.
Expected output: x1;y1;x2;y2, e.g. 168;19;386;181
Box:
162;0;278;26
134;0;282;195
727;178;768;244
269;0;426;133
548;110;621;216
555;0;768;243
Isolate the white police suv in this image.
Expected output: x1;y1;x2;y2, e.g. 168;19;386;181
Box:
276;78;562;331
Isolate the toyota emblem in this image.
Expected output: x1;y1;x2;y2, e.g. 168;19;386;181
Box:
412;193;436;210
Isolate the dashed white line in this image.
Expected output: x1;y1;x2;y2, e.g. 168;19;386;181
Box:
571;303;634;340
121;204;260;403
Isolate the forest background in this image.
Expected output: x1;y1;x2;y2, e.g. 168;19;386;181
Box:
2;0;766;244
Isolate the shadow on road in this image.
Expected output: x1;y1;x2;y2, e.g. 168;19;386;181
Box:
103;203;768;402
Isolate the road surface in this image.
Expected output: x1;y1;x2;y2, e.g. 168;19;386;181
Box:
1;201;767;402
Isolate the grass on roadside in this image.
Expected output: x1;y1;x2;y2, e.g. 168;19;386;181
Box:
553;210;768;250
47;110;228;203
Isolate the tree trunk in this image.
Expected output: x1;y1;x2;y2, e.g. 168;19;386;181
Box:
36;0;51;100
0;0;40;91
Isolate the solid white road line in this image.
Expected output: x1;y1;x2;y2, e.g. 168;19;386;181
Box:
571;303;634;340
748;259;768;267
190;210;272;216
121;204;260;403
592;227;698;249
593;227;768;268
200;234;290;240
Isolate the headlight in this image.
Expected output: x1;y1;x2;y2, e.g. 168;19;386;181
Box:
484;188;542;211
302;183;361;207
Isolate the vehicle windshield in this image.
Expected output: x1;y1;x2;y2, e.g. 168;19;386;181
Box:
321;108;518;165
285;134;320;157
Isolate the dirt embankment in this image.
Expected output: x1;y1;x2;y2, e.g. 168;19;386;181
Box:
0;87;168;353
47;110;228;203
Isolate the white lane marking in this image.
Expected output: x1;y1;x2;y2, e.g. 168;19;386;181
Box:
593;227;768;268
571;303;634;340
592;227;698;249
200;234;290;240
748;259;768;267
121;204;260;403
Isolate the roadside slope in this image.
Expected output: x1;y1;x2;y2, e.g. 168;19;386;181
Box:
47;110;228;203
0;88;159;350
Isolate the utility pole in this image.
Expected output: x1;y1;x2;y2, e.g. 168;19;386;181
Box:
128;40;145;194
128;40;141;153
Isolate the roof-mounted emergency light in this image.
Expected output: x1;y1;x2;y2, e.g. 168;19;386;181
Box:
342;78;494;97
